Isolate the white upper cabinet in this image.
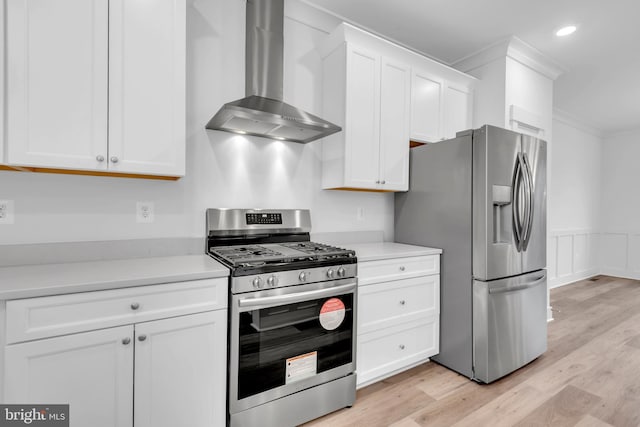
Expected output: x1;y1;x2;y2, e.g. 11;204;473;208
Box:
322;26;410;192
4;0;185;177
6;0;109;171
379;58;411;190
108;0;185;176
410;67;474;143
443;82;473;139
410;69;444;143
321;23;474;191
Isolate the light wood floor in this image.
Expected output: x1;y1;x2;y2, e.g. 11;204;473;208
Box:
303;275;640;427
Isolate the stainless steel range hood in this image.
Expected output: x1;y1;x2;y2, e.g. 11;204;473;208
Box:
206;0;341;144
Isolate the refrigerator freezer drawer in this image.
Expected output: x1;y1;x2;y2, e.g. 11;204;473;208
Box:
472;270;547;383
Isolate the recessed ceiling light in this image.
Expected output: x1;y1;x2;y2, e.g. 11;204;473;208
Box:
556;25;577;37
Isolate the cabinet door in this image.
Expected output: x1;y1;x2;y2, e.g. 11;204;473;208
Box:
6;0;108;170
410;69;444;143
345;46;380;188
379;58;410;191
133;311;227;427
108;0;186;176
4;326;134;427
443;82;473;139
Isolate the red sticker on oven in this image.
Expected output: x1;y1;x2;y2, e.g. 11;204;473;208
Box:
319;297;346;330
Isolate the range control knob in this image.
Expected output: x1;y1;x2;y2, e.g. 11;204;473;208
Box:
252;277;263;289
267;275;279;287
298;272;307;282
326;269;335;279
337;267;346;278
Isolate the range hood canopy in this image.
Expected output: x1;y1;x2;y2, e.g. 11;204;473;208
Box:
206;0;341;144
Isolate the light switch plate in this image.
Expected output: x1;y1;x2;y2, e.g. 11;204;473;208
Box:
136;201;154;223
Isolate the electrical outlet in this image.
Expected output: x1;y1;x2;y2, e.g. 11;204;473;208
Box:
0;200;15;224
136;201;154;223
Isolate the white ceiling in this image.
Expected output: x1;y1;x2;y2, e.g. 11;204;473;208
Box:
302;0;640;135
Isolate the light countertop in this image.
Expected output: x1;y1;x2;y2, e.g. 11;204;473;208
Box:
0;255;229;300
341;242;442;262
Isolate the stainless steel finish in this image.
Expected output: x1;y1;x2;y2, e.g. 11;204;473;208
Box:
521;135;547;272
229;279;357;415
266;275;278;287
231;263;357;294
206;0;341;143
130;302;140;310
229;374;356;427
206;208;311;238
138;334;147;342
96;155;104;162
473;125;522;280
327;268;335;279
337;267;346;277
122;337;131;345
395;131;474;378
237;281;356;310
110;156;118;163
395;124;547;383
473;270;547;383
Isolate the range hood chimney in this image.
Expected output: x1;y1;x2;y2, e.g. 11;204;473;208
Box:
206;0;341;144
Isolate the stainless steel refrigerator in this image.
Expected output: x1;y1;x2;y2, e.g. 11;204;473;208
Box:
395;124;547;383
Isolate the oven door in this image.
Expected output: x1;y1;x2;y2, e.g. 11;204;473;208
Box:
229;279;357;415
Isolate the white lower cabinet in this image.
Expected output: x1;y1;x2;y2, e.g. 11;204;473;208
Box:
4;326;134;426
2;279;227;427
356;254;440;388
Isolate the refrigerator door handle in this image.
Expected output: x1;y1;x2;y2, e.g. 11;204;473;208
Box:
522;153;535;251
488;272;546;294
512;155;524;251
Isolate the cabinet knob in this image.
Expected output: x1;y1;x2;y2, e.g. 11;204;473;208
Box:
399;266;406;271
399;344;405;350
122;337;131;345
96;155;105;162
375;180;380;184
400;300;406;305
381;180;386;184
138;334;147;342
130;302;140;310
110;156;119;163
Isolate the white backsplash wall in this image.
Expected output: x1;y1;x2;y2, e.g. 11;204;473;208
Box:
547;113;603;287
600;128;640;279
0;0;394;246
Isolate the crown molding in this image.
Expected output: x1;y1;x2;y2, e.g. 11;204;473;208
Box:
453;36;567;80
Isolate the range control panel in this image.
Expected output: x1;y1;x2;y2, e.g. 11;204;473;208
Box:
246;213;283;225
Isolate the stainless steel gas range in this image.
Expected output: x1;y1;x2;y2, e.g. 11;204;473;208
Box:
206;208;357;427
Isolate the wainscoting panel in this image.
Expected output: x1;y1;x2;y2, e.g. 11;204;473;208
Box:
600;232;640;279
548;230;599;288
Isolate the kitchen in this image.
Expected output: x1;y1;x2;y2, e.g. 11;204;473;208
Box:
1;0;639;426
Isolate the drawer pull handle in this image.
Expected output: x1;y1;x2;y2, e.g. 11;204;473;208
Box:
130;303;140;310
138;334;147;342
122;337;131;345
399;266;406;271
400;300;406;305
399;344;405;350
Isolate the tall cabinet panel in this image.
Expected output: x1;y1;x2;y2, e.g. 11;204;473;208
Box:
410;69;444;143
443;83;473;139
109;0;185;176
344;47;381;188
6;0;109;170
379;59;410;190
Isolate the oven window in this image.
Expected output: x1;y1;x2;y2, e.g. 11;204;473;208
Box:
237;293;354;400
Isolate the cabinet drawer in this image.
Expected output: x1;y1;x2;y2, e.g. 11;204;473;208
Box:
358;255;439;286
358;275;439;334
6;278;227;344
357;318;439;387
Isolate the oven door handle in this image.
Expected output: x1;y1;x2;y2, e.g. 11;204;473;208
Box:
238;282;357;310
